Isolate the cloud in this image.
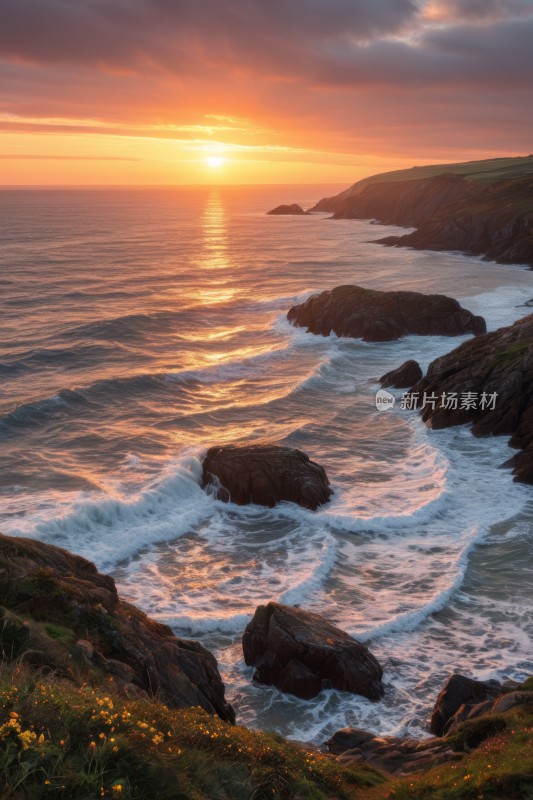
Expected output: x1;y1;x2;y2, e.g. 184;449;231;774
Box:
0;154;139;160
0;0;419;69
0;0;532;166
424;0;533;23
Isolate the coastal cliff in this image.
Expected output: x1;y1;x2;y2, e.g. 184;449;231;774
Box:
311;156;533;268
0;531;532;798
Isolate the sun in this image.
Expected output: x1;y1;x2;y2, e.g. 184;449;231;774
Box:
206;155;225;168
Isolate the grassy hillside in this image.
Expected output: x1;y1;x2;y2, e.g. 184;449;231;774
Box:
341;155;533;199
0;663;384;800
1;667;532;799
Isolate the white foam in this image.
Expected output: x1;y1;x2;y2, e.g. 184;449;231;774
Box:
5;453;213;569
278;532;338;606
353;525;487;642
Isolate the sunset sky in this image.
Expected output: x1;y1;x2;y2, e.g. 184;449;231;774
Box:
1;0;533;185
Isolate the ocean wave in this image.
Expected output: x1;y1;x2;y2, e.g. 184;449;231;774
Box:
352;527;486;642
6;453;212;569
61;310;191;342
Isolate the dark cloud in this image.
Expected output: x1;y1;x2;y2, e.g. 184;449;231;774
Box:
427;0;533;22
0;0;532;164
0;0;419;68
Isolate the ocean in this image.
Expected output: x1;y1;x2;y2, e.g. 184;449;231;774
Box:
1;184;532;743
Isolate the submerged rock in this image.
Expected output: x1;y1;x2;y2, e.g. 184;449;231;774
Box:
242;602;384;701
202;444;332;510
267;203;307;215
411;312;533;484
379;359;423;388
0;533;235;723
287;285;486;342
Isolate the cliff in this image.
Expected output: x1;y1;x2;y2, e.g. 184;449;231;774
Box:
311;156;533;268
411;312;533;483
0;532;532;798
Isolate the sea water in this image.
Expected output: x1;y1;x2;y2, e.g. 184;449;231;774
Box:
1;184;532;743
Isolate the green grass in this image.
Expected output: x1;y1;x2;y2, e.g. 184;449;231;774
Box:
0;665;384;800
379;707;533;800
344;155;533;196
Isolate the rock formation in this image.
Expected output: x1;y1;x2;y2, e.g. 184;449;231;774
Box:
267;203;307;215
287;285;486;342
380;359;423;388
311;168;533;268
327;727;462;776
411;313;533;484
202;444;332;509
326;673;533;777
242;602;384;701
430;674;502;736
0;533;235;723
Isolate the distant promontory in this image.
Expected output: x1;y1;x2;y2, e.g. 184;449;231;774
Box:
309;155;533;268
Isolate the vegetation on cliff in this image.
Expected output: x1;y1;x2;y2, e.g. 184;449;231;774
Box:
1;532;532;798
311;155;533;268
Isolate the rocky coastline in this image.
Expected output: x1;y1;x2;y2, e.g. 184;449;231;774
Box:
1;530;532;798
310;170;533;269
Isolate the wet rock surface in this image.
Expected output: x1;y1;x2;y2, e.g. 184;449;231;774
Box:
328;727;462;776
202;444;332;509
287;285;486;342
379;359;423;388
242;602;384;701
411;313;533;484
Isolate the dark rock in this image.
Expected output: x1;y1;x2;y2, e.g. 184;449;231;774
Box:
73;639;94;661
444;700;496;735
329;727;461;776
267;203;307;215
326;727;376;755
411;313;533;484
430;674;502;736
242;602;384;701
0;533;235;723
380;360;423;388
491;691;533;714
202;444;332;510
287;285;486;343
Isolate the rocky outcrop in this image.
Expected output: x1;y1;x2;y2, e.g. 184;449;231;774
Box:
411;313;533;484
445;691;533;736
380;360;423;388
287;285;486;342
430;674;502;736
0;533;235;723
267;204;307;215
311;170;533;268
242;602;384;701
327;727;462;776
202;444;332;510
326;674;533;776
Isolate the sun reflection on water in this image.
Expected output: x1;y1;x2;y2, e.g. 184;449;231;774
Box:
199;190;228;271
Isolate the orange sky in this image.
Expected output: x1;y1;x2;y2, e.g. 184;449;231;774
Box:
1;0;532;185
